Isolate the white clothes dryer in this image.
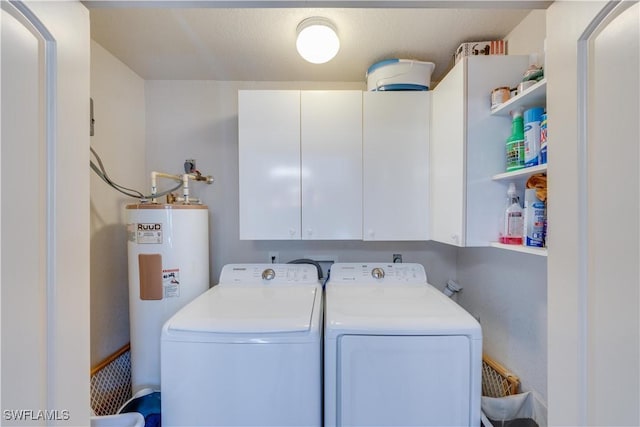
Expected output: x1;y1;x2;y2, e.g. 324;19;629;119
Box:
161;263;323;426
324;263;482;427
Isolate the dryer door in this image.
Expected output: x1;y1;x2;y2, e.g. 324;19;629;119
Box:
337;335;471;426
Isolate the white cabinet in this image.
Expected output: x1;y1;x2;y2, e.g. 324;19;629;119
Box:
301;91;362;239
238;90;362;240
363;92;430;241
430;56;530;247
430;64;465;246
239;90;300;240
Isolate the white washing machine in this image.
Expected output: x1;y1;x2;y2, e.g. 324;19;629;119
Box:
161;263;323;426
324;263;482;427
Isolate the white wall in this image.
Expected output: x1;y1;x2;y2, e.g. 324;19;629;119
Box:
505;9;546;68
90;40;146;366
144;80;458;288
456;249;547;397
545;1;595;423
455;8;549;408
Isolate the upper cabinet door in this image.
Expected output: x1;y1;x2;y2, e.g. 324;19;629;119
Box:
238;90;301;239
301;91;363;240
430;56;530;248
464;56;529;247
363;91;430;241
430;61;466;246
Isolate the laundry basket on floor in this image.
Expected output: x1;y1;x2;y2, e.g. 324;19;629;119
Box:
480;354;546;427
482;353;520;397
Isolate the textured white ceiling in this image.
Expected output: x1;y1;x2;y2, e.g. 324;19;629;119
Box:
89;6;535;83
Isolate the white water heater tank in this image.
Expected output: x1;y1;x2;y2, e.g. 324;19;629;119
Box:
126;203;210;393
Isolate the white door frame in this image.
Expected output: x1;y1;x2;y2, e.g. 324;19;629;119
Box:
2;0;59;406
1;1;90;424
575;0;639;424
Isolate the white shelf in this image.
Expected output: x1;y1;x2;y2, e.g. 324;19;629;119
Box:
487;70;547;257
490;78;547;116
492;164;547;181
490;242;548;257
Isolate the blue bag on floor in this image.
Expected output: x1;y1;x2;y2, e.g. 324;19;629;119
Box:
119;389;161;427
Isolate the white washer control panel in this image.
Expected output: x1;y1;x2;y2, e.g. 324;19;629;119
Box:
220;263;318;284
329;263;427;284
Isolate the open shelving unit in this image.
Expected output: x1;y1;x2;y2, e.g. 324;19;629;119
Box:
492;164;547;181
490;79;547;116
489;78;547;256
490;242;547;257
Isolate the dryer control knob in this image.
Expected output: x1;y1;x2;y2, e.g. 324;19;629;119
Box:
371;267;385;280
262;268;276;281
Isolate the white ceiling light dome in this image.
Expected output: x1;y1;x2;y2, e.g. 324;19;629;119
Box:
296;17;340;64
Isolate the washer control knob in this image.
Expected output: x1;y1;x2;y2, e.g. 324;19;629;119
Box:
371;267;385;280
262;268;276;281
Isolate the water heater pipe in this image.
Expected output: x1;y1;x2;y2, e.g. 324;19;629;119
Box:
151;171;182;203
150;171;214;203
182;173;191;204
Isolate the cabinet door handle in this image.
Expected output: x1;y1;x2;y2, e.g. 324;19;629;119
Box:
289;228;297;238
306;228;313;237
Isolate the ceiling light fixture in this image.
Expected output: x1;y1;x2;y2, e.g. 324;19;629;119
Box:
296;17;340;64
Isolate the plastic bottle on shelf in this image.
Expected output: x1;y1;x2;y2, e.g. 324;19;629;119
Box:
540;113;548;164
499;182;524;245
506;109;525;172
523;188;546;247
524;107;545;167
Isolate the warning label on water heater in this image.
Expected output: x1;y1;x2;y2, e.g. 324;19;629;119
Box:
163;268;180;298
136;223;163;244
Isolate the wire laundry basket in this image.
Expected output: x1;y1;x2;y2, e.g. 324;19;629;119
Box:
481;353;520;397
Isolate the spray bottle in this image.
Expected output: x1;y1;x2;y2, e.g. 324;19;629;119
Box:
506;109;525;172
499;182;523;245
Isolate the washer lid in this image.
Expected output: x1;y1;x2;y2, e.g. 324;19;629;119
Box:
325;284;481;337
166;285;318;334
